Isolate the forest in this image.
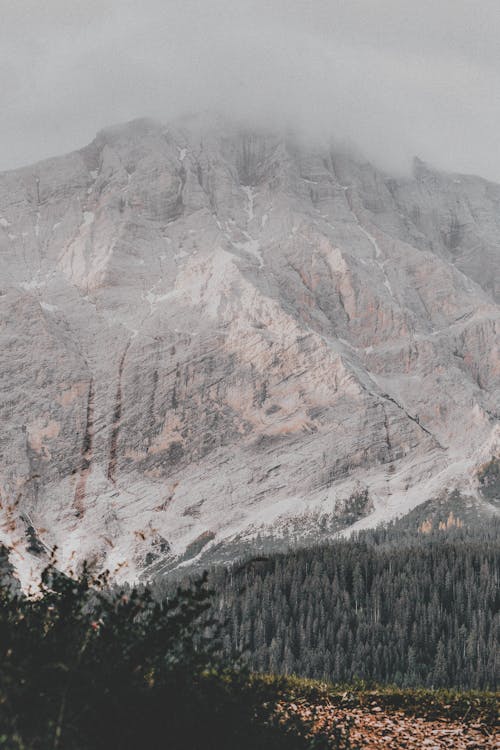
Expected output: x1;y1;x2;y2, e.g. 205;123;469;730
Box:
0;509;498;747
207;519;499;690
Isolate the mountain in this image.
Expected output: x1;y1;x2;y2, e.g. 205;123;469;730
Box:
0;114;498;584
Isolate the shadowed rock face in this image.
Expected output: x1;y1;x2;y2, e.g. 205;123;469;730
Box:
0;114;498;583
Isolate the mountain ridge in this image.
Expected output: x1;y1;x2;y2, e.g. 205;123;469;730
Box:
0;115;498;585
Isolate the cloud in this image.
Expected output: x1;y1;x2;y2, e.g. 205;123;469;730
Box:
2;0;500;180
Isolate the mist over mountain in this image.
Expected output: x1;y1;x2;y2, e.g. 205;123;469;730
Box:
0;114;498;585
2;7;500;750
2;1;500;182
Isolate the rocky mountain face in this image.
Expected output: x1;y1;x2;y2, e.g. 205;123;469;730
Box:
0;114;498;584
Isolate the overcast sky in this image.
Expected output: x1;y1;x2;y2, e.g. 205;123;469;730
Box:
2;0;500;179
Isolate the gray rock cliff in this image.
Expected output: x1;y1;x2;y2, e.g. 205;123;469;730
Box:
0;115;498;583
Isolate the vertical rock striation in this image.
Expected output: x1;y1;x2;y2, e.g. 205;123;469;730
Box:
0;114;498;583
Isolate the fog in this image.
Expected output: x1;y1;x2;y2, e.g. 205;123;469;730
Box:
2;0;500;180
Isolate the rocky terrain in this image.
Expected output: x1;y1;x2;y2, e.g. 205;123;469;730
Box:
275;696;499;749
0;113;498;584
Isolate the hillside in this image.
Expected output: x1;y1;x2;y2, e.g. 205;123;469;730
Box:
0;114;498;584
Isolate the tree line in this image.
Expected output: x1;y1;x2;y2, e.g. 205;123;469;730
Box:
208;522;499;690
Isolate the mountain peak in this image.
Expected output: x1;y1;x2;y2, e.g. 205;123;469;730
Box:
0;118;498;585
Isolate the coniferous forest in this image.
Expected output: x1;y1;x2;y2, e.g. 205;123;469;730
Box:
0;515;498;747
208;522;499;690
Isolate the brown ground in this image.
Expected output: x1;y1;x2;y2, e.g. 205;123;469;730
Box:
275;699;499;749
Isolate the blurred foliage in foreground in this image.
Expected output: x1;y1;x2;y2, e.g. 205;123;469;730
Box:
0;529;497;749
0;547;362;750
